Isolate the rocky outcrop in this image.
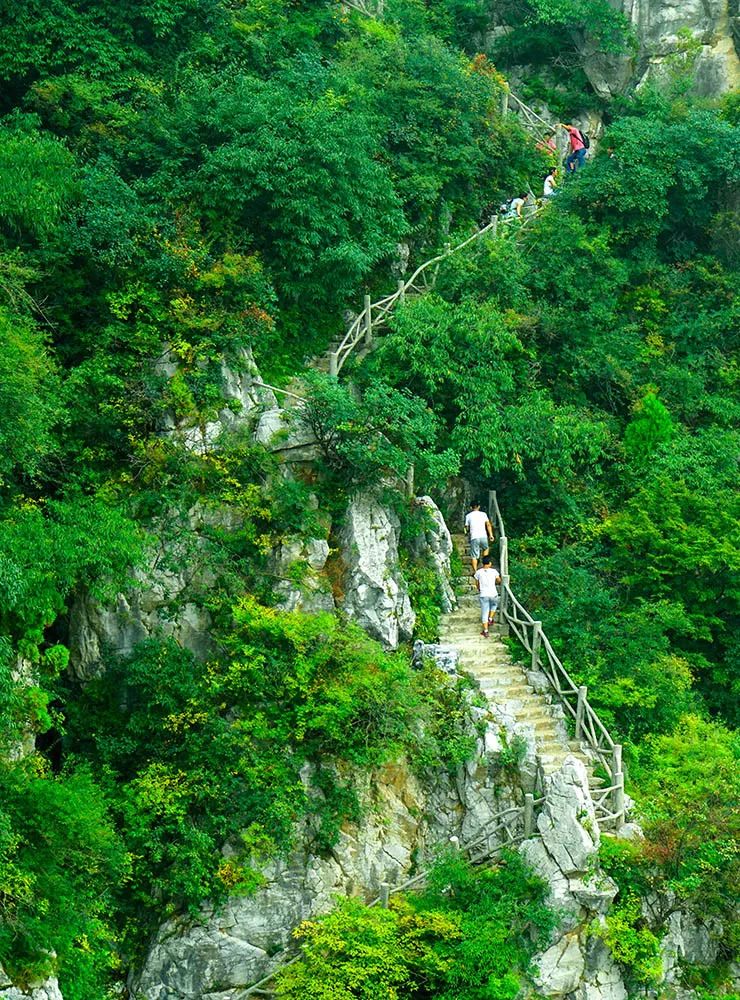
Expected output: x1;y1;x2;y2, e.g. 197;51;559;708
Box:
130;673;526;1000
0;967;63;1000
659;910;724;984
409;495;456;613
339;492;415;648
579;0;740;97
68;517;217;679
534;932;586;996
537;759;600;875
268;535;335;614
160;347;277;453
521;758;627;1000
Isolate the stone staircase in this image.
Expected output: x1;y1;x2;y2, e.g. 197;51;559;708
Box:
442;533;603;788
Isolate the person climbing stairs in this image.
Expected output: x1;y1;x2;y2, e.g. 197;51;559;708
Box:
442;533;604;787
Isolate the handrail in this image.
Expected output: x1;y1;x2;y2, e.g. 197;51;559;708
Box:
241;793;542;996
329;208;543;375
487;489;625;830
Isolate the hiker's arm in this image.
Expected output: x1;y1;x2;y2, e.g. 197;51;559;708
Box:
486;518;494;540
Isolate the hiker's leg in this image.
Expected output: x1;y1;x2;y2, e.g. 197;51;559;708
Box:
479;597;490;635
470;536;483;574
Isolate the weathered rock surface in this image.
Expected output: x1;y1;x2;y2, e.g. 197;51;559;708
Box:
268;536;335;614
0;968;63;1000
254;406;322;464
578;0;740;97
537;757;600;876
578;938;628;1000
409;495;456;612
69;544;213;679
534;932;586;996
339;492;415;648
161;347;277;453
131;724;523;1000
660;910;723;983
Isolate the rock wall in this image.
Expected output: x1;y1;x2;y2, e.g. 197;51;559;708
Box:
129;657;528;1000
409;495;456;613
0;968;62;1000
159;347;278;454
338;491;415;648
582;0;740;98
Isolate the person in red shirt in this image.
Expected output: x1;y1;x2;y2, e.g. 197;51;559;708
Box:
559;122;587;172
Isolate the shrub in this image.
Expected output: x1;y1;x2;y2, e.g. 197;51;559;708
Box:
276;851;554;999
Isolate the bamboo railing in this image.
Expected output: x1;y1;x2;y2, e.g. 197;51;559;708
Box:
487;490;626;830
329;209;541;375
242;792;544;996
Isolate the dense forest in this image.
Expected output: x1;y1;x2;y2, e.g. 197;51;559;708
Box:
0;0;737;998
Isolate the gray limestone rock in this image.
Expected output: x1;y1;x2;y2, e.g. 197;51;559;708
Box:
161;347;278;454
339;492;415;648
132;689;529;1000
520;838;584;932
661;911;722;983
569;874;619;914
69;565;213;680
533;932;585;996
410;496;456;612
577;938;628;1000
581;0;740;98
0;976;63;1000
268;537;335;614
537;758;599;876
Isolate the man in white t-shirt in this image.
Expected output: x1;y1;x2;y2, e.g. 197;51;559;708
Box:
474;556;501;637
464;502;494;572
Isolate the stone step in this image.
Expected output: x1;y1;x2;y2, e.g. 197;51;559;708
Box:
470;669;529;681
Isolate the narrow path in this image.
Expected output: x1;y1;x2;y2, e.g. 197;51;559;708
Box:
441;533;603;786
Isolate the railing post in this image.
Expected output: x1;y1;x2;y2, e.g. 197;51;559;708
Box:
491;214;498;237
444;240;451;255
488;489;496;525
379;882;390;908
405;463;414;498
329;351;339;377
612;743;622;778
501;90;509;116
449;835;461;852
363;293;372;347
575;685;587;739
613;770;625;827
524;792;534;838
531;621;542;670
499;575;510;623
398;278;405;303
499;535;508;577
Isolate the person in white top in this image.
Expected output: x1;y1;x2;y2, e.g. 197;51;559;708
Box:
543;166;558;199
474;556;501;637
464;502;493;572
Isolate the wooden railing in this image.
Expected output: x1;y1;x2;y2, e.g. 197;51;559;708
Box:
242;793;544;996
329;209;541;375
487;490;625;830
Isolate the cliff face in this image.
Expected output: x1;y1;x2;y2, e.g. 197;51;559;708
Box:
583;0;740;97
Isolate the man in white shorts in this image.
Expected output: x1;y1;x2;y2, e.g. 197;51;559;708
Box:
474;555;501;638
464;501;494;573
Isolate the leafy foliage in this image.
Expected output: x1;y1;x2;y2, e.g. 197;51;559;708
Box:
276;851;554;999
0;762;128;999
0;0;736;995
61;599;480;960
